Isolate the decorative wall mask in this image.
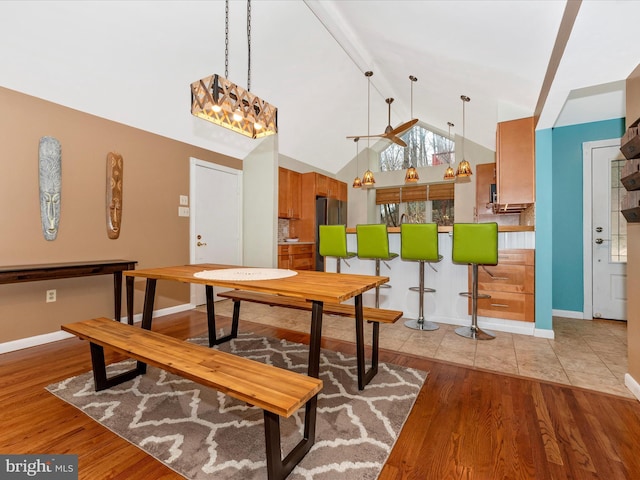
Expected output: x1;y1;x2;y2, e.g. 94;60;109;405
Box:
106;152;123;239
38;136;62;241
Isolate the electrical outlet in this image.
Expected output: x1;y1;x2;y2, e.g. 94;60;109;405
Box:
179;195;189;206
46;289;56;303
178;206;190;217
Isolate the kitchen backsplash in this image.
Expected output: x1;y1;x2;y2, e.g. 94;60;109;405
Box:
278;219;290;242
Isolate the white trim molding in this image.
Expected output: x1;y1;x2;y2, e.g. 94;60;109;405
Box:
0;303;194;354
552;309;585;320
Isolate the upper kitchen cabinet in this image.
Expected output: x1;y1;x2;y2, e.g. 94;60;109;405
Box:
495;116;535;212
312;173;347;200
278;167;301;219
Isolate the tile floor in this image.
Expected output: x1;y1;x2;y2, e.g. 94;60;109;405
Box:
212;299;634;399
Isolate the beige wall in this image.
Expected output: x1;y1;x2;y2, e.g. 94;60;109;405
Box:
0;87;241;343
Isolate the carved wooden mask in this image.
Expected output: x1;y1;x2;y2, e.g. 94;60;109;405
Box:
106;152;123;239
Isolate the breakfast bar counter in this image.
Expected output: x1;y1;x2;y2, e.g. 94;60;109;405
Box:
327;228;537;336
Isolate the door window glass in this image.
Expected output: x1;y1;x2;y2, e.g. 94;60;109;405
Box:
611;159;627;263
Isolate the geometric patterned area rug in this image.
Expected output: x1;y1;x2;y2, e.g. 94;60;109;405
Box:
46;332;427;479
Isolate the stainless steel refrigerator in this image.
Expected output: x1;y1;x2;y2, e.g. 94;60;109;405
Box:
315;197;347;271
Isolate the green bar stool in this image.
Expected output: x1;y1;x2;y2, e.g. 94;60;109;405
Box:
319;225;356;273
452;222;498;340
401;223;442;331
356;224;398;308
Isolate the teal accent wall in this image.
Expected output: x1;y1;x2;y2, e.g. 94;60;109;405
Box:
550;118;625;313
535;129;553;330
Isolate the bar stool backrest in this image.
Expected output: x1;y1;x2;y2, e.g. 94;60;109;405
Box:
356;224;390;259
319;225;349;258
401;223;439;262
452;222;498;265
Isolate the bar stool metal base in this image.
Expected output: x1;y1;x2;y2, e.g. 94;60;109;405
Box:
455;325;495;340
404;318;439;331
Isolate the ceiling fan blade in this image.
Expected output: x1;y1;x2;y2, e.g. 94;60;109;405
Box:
389;118;419;136
385;135;407;148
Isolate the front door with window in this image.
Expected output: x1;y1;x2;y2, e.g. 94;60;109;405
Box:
591;142;627;320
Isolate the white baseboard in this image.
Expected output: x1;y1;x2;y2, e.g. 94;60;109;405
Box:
0;303;195;355
552;309;585;320
534;328;555;339
625;373;640;402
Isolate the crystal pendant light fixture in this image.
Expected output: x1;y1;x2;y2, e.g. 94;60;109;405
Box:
362;71;376;187
455;95;473;177
404;75;419;184
443;121;456;180
190;0;277;138
352;137;362;188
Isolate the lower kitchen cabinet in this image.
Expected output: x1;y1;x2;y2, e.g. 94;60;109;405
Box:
468;248;535;322
278;243;315;270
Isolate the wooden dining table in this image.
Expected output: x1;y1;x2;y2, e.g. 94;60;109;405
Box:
124;264;389;389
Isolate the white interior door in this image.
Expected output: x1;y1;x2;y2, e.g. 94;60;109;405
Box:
591;144;627;320
190;159;242;305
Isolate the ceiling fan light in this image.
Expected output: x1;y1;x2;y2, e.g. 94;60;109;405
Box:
405;166;419;183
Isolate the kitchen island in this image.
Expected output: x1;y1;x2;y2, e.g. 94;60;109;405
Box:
332;226;537;336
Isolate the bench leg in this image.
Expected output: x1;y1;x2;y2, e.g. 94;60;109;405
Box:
264;395;318;480
354;294;379;390
89;342;145;391
206;286;240;347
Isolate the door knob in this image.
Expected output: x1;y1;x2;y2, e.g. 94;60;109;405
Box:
595;238;605;244
197;241;207;246
595;227;603;232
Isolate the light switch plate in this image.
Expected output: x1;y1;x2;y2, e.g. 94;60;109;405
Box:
179;195;189;206
178;206;190;217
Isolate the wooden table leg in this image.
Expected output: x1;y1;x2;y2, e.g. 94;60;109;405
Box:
308;300;324;379
140;279;156;331
113;271;123;322
126;275;134;325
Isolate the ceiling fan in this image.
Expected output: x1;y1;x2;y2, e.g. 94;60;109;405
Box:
347;97;418;148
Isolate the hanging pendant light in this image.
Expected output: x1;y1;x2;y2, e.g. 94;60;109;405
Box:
362;71;375;187
443;121;456;180
190;0;277;138
352;137;362;188
456;95;473;177
404;75;419;184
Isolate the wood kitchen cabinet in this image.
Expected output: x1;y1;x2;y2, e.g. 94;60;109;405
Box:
278;243;314;270
278;167;301;219
469;249;535;322
311;173;347;200
495;117;535;210
475;162;496;219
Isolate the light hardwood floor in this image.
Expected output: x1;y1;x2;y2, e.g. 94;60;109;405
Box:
1;308;639;479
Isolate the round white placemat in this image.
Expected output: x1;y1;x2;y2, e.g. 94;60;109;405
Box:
193;268;298;281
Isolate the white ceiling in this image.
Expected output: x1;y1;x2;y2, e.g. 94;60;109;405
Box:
0;1;638;174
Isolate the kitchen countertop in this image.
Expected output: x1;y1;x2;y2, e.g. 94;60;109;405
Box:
345;225;534;234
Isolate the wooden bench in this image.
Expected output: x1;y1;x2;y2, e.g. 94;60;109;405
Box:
62;317;323;480
216;290;403;389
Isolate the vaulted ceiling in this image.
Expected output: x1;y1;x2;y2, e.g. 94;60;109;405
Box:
0;1;637;174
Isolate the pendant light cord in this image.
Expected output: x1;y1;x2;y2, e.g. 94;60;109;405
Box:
224;0;229;79
247;0;251;92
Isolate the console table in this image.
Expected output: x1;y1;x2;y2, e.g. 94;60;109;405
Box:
0;259;137;324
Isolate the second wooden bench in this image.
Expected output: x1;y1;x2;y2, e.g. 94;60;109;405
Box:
216;290;402;389
62;317;322;480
